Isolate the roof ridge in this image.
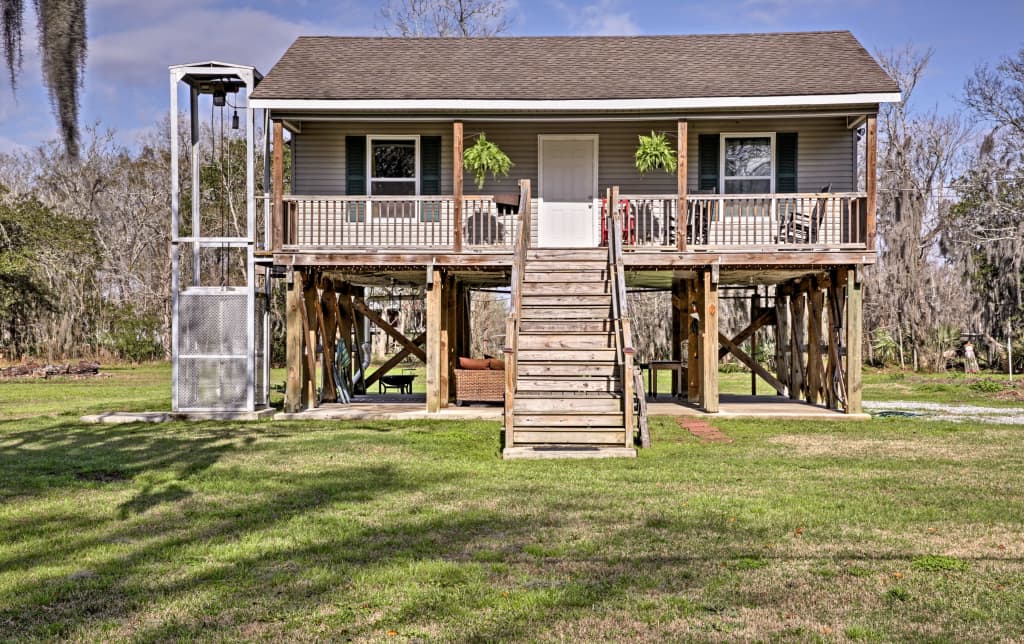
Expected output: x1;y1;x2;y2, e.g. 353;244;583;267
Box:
292;30;853;41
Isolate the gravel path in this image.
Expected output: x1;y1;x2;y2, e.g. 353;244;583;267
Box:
864;400;1024;425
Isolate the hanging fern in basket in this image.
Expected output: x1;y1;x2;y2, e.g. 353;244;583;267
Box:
634;131;677;174
464;133;513;189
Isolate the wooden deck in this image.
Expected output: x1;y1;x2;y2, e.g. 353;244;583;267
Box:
273;394;867;422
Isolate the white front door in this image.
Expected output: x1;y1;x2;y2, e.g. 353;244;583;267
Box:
538;135;598;247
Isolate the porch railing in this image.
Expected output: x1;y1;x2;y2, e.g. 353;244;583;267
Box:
282;195;518;251
280;192;866;252
613;192;868;250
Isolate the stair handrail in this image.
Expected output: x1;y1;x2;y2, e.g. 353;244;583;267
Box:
606;186;645;447
503;179;531;449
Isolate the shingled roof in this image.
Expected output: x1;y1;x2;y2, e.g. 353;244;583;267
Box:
250;31;897;102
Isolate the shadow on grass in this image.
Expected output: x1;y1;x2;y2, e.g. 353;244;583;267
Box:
2;416;1020;640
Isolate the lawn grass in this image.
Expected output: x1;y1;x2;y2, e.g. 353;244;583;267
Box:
1;368;1023;640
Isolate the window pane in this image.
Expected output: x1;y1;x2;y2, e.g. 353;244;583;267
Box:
371;180;416;196
725;137;771;177
372;140;416;178
723;178;771;194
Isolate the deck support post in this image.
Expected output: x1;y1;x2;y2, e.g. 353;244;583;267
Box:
751;291;759;395
846;266;863;413
337;283;354;394
775;285;790;397
698;268;719;413
272;120;284;251
426;267;447;412
443;274;457;404
285;270;306;412
453;121;464;252
687;279;700;403
806;276;824;405
671;278;684;395
865;115;877;251
320;278;339;403
789;284;806;401
352;286;367;393
302;272;320;406
677;120;688;251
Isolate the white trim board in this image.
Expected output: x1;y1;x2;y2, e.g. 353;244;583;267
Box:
250;92;901;112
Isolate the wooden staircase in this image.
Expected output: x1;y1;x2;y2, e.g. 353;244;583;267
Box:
513;249;628;446
502;183;645;458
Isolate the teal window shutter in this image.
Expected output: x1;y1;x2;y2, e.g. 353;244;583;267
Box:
698;134;720;192
420;135;442;222
345;135;366;222
775;133;798;193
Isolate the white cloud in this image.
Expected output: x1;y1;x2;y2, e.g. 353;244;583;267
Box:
88;7;326;87
553;0;641;36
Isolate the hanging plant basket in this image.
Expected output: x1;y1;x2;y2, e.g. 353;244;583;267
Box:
634;131;677;175
464;133;513;189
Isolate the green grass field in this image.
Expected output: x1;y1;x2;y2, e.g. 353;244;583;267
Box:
1;365;1023;640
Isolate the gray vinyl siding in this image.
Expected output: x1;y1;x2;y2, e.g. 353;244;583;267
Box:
292;122;453;195
291;117;855;196
686;117;856;192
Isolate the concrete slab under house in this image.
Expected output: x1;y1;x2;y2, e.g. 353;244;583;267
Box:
166;32;898;458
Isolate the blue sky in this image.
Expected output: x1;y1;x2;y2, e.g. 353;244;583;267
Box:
1;0;1022;152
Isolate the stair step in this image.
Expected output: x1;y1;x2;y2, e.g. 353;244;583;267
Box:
522;282;611;296
514;397;621;413
527;249;607;262
517;362;620;377
512;430;626;445
517;349;617;362
519;307;610;320
519;320;614;333
518;333;614;350
524;270;609;283
514;413;624;427
522;294;610;307
516;377;620;393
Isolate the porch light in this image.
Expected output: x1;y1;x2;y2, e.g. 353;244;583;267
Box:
232;110;239;130
213;87;226;107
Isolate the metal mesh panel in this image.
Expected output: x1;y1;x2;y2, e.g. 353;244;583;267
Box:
177;357;248;409
178;290;248;355
176;288;250;410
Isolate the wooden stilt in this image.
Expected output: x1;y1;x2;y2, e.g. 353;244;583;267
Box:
301;273;320;406
846;266;863;413
351;286;366;394
320;279;339;403
426;267;443;412
671;279;684;395
789;286;806;402
337;284;354;394
775;285;790;397
806;277;824;405
442;274;456;406
285;271;305;412
751;291;759;395
687;279;699;402
699;269;719;413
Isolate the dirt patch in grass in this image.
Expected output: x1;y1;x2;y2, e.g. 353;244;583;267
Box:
676;418;732;443
765;433;1008;460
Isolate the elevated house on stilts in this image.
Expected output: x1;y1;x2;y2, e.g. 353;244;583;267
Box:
170;32;899;457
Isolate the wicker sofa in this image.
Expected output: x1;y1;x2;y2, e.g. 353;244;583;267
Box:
454;368;504;405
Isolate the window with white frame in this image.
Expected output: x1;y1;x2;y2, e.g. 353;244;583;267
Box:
721;134;774;194
368;136;419;196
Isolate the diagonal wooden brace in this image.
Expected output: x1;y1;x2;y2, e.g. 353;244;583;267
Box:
353;297;427;363
718;331;788;396
718;308;776;361
363;332;427;389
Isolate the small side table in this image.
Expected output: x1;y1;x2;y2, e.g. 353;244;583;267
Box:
648;361;686;398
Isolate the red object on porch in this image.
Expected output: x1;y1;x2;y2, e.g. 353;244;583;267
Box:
600;198;636;246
